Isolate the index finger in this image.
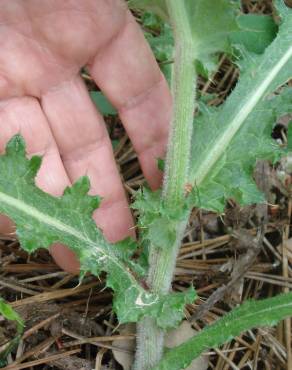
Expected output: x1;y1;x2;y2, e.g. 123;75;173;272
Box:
89;9;171;189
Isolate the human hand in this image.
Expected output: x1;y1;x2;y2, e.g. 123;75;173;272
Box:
0;0;171;273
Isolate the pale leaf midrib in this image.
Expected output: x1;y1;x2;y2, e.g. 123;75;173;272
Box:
174;299;292;352
0;190;136;285
193;43;292;186
217;300;292;329
0;191;97;247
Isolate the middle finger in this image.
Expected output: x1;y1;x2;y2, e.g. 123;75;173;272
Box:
41;75;134;243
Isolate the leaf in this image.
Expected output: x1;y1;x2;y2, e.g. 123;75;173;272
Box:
129;0;168;21
147;217;176;249
0;298;24;364
144;23;173;83
141;13;173;61
157;158;165;172
190;5;292;212
130;0;239;76
0;135;193;329
153;292;292;370
184;0;239;75
164;321;209;370
133;188;189;249
0;298;23;330
90;91;117;116
142;11;164;31
230;14;278;54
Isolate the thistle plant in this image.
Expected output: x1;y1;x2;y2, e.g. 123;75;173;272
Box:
0;1;291;369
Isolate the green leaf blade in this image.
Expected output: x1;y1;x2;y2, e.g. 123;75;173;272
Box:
130;0;240;77
153;293;292;370
0;298;23;329
0;298;24;364
129;0;168;20
0;135;192;329
231;14;278;54
90;91;117;116
185;0;239;74
191;5;292;212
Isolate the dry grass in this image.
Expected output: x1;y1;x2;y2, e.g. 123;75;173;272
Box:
0;1;291;369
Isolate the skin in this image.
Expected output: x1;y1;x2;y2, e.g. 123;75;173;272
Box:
0;0;171;273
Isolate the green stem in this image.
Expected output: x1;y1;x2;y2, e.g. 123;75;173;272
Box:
134;1;197;369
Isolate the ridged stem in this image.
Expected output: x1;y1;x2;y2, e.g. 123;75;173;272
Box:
133;1;197;369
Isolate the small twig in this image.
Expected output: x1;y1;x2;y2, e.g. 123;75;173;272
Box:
3;349;80;370
223;340;240;370
1;263;59;273
0;278;39;296
214;347;240;370
283;197;292;369
10;282;98;308
63;334;135;347
61;328;135;353
191;229;263;321
22;312;61;340
50;273;75;289
20;271;68;283
252;334;262;370
95;348;107;370
10;337;56;366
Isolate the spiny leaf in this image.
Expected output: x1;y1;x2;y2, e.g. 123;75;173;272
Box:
133;1;277;79
0;136;193;329
130;0;239;76
129;0;168;21
141;11;163;31
190;4;292;212
143;19;173;83
153;292;292;370
133;188;189;249
184;0;239;75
